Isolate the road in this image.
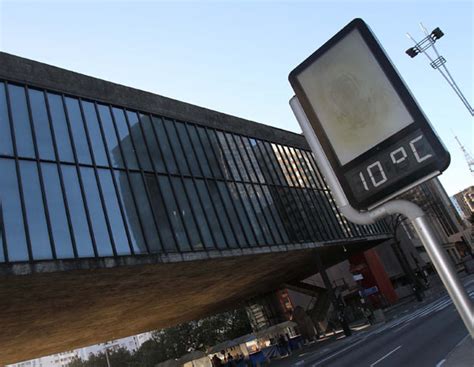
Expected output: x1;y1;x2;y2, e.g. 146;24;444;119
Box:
282;278;474;367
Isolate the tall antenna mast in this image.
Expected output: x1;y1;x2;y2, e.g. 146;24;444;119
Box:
406;23;474;117
453;134;474;173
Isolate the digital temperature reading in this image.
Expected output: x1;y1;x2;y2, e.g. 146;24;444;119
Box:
345;129;435;202
289;19;450;210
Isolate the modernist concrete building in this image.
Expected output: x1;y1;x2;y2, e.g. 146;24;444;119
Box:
0;52;394;364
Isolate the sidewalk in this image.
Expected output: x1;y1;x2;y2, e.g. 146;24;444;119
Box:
271;272;474;366
443;335;474;367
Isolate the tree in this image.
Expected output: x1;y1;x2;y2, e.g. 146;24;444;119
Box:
66;347;134;367
67;308;252;367
133;307;252;365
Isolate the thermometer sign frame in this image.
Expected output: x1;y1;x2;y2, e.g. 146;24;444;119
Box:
289;18;450;211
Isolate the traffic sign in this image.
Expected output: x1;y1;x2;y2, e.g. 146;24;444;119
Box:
289;18;450;210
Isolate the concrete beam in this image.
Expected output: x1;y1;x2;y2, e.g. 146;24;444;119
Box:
0;52;308;150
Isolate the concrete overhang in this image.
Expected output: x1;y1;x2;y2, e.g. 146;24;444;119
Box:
1;236;390;365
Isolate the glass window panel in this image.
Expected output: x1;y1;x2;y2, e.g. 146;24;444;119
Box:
287;147;308;188
158;176;190;251
129;172;161;253
261;142;286;186
143;173;176;252
112;107;138;170
47;93;74;163
294;149;317;189
242;137;264;183
113;170;146;253
245;184;273;244
82;101;108;166
171;177;203;250
206;181;236;248
250;139;276;185
216;181;244;248
19;161;52;260
304;151;326;187
62;165;95;257
261;185;289;243
176;122;202;176
0;83;13;156
8;84;35;158
236;183;266;245
187;125;211;177
80;167;114;257
272;144;294;187
217;131;240;181
197;127;223;178
183;179;214;249
64;97;92;164
152;116;178;174
253;185;283;243
227;134;250;181
126;111;152;171
42;163;75;259
29;89;55;160
97;104;124;168
97;169;131;255
0;159;29;261
226;182;257;246
194;179;226;248
140;114;165;173
163;119;189;175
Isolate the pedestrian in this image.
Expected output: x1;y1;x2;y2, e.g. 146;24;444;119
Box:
211;354;223;367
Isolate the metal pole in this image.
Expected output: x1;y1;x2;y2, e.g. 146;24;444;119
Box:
411;215;474;336
314;253;352;337
105;347;111;367
290;96;474;338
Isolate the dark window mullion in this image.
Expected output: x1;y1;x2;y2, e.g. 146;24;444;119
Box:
78;98;117;256
24;86;56;259
263;142;312;241
61;94;99;257
177;122;222;249
237;135;287;244
135;113;179;253
292;149;337;240
122;111;165;253
303;150;350;236
150;117;194;251
212;130;260;246
273;144;317;240
163;120;208;251
185;122;228;248
93;102;135;255
253;140;300;241
108;107;151;253
192;126;240;249
4;82;33;262
230;134;279;245
204;128;251;246
222;132;270;245
44;91;79;258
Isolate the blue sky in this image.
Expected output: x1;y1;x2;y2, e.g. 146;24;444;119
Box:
0;0;472;196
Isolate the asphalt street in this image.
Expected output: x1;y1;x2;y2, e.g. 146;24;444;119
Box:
278;278;474;367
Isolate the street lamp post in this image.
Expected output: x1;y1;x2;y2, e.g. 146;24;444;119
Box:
406;24;474;116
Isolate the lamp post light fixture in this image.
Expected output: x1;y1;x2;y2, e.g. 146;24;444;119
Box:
406;23;474;117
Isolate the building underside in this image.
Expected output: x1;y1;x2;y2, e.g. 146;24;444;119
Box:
0;236;389;365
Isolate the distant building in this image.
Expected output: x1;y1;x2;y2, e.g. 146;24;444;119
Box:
452;186;474;222
7;332;153;367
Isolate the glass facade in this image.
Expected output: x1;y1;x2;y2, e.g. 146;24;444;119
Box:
0;80;389;263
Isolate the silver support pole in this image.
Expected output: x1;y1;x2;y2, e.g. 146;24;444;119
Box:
411;215;474;336
290;96;474;338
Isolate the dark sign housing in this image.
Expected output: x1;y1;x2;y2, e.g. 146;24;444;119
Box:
289;18;450;210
